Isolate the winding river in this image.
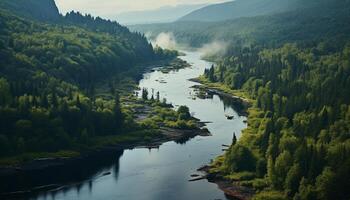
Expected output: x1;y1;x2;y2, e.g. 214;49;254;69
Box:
32;50;247;200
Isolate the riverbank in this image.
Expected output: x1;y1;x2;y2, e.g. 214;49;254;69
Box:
189;76;252;116
0;111;210;198
190;76;258;200
0;126;209;198
0;56;210;198
197;165;255;200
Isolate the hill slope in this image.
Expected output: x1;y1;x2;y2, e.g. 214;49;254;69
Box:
0;0;61;22
113;4;207;25
178;0;294;22
0;0;176;163
177;0;338;22
132;0;350;47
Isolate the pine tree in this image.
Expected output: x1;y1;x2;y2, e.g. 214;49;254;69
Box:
114;93;123;129
232;132;237;145
142;88;148;100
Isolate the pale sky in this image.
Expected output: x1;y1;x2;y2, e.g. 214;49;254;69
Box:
54;0;229;16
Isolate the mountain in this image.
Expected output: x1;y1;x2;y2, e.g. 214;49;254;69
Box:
132;0;350;47
178;0;310;22
0;0;61;22
113;4;207;25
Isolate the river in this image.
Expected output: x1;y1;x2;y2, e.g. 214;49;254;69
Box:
31;50;247;200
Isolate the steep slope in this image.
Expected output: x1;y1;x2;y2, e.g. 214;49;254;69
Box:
0;0;61;22
0;0;176;162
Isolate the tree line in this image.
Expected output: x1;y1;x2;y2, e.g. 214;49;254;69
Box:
0;5;177;159
205;40;350;199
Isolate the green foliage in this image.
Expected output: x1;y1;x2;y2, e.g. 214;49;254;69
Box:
195;2;350;199
0;0;61;22
0;1;177;161
140;103;197;130
224;144;256;173
252;191;285;200
177;105;191;120
255;158;267;178
315;160;350;200
153;46;179;59
285;164;302;197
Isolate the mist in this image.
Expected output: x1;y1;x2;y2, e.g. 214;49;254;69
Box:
150;32;178;49
149;32;228;58
198;41;228;58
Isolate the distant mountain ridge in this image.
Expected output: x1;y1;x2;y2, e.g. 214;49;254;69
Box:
132;0;350;47
113;4;207;25
178;0;315;22
0;0;60;22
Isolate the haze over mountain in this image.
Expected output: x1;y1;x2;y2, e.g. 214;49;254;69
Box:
113;4;207;25
178;0;312;22
132;0;350;47
1;0;350;199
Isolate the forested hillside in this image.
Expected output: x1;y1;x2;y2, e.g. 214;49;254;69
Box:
0;0;61;22
0;1;175;160
194;0;350;199
132;0;350;47
205;38;350;200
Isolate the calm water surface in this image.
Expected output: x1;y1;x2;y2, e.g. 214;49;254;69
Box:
33;50;247;200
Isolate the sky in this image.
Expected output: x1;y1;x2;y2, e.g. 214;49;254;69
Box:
54;0;229;16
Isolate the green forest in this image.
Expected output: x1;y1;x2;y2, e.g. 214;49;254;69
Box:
205;41;350;200
133;0;350;198
1;0;350;199
0;2;178;163
198;2;350;199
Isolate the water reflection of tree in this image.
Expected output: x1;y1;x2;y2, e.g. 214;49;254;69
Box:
219;95;245;116
175;134;196;145
18;149;124;200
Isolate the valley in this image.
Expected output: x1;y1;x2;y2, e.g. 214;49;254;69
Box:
0;0;349;200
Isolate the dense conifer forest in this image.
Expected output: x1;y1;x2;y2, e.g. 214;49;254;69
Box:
204;41;350;199
1;0;349;199
0;1;177;161
195;1;350;199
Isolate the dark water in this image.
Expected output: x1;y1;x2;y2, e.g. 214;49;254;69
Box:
27;50;247;200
